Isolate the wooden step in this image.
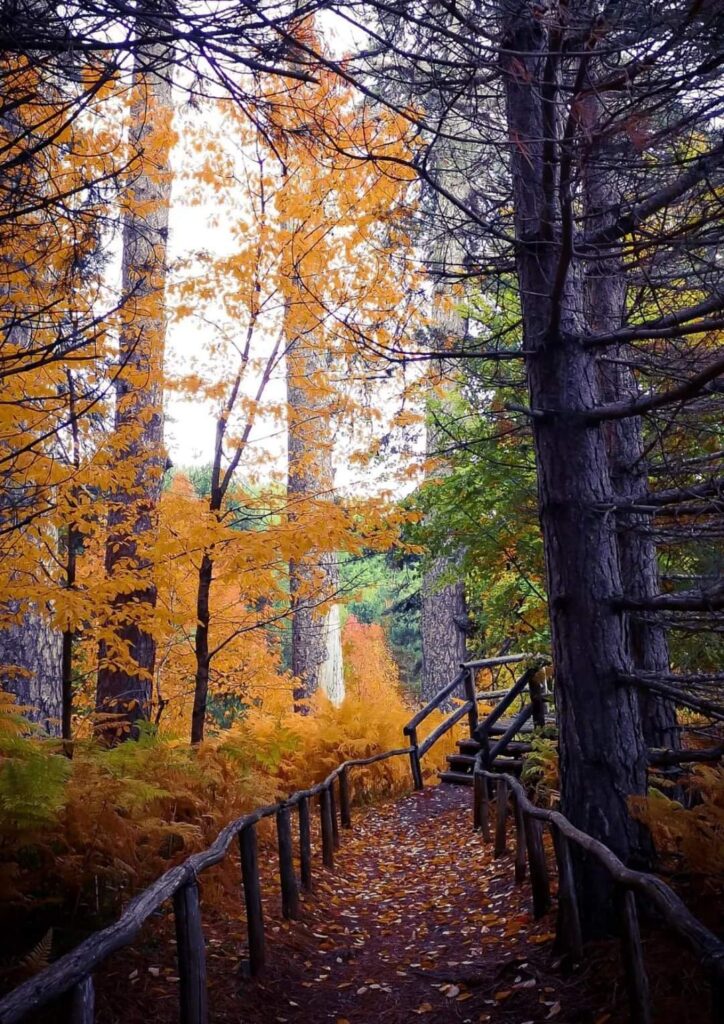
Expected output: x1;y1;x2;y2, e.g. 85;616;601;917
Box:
493;758;523;771
447;748;531;772
491;719;534;735
458;734;537;756
438;770;474;787
446;753;475;772
439;758;524;786
503;741;533;754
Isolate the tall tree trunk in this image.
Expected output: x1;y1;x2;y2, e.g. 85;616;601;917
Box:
583;135;679;752
0;98;64;735
420;127;470;702
500;5;649;931
96;51;173;737
190;553;213;744
421;389;469;703
420;558;467;701
0;604;62;734
287;339;344;710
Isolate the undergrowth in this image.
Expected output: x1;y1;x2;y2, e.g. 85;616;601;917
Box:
630;765;724;881
518;719;724;883
0;621;461;958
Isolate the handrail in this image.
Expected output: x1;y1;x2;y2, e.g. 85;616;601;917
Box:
474;769;724;1023
418;700;473;756
404;653;548;737
461;653;544;669
487;702;534;762
403;657;551;791
403;669;465;734
476;667;532;738
0;746;413;1024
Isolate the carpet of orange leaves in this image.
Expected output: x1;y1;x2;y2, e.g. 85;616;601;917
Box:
89;785;712;1024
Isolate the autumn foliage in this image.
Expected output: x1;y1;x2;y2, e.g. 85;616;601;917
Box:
0;618;458;930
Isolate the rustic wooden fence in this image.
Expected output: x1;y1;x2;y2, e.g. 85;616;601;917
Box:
0;747;411;1024
403;652;542;787
473;768;724;1024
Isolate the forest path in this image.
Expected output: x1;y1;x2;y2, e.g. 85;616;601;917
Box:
222;785;617;1023
102;784;626;1024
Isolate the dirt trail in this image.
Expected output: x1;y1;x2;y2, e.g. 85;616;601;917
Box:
232;784;596;1024
99;784;701;1024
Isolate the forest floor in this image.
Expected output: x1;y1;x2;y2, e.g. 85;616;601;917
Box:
95;785;712;1024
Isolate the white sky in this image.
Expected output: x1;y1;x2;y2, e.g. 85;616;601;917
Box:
161;16;427;497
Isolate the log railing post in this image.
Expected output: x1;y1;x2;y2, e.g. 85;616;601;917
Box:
329;781;341;850
463;666;478;737
320;787;335;869
407;726;424;790
512;790;527;885
616;887;651;1024
551;826;582;961
298;796;313;892
473;760;490;841
524;816;551;918
339;767;352;828
528;670;546;729
173;881;208;1024
479;726;491;770
276;806;299;920
239;825;265;975
70;975;95;1024
494;777;508;857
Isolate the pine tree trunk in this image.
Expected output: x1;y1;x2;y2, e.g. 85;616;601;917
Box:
96;51;173;737
419;138;470;703
420;561;467;701
500;6;650;931
0;603;62;734
583;134;679;752
287;340;344;710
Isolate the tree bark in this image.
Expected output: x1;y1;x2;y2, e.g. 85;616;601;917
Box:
0;603;62;734
583;133;679;752
190;553;212;745
499;4;650;931
420;559;467;701
287;339;344;710
419;125;470;703
96;48;173;737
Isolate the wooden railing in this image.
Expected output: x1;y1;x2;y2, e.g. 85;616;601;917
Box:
475;663;549;768
0;747;412;1024
473;770;724;1024
9;653;714;1024
402;653;544;788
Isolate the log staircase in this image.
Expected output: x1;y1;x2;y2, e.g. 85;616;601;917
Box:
403;655;556;789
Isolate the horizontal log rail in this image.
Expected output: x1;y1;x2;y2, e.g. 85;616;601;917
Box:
418;700;474;756
473;768;724;1024
486;702;534;762
403;669;466;735
621;674;724;722
648;744;724;766
474;687;522;702
0;747;412;1024
461;653;543;669
403;655;548;790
